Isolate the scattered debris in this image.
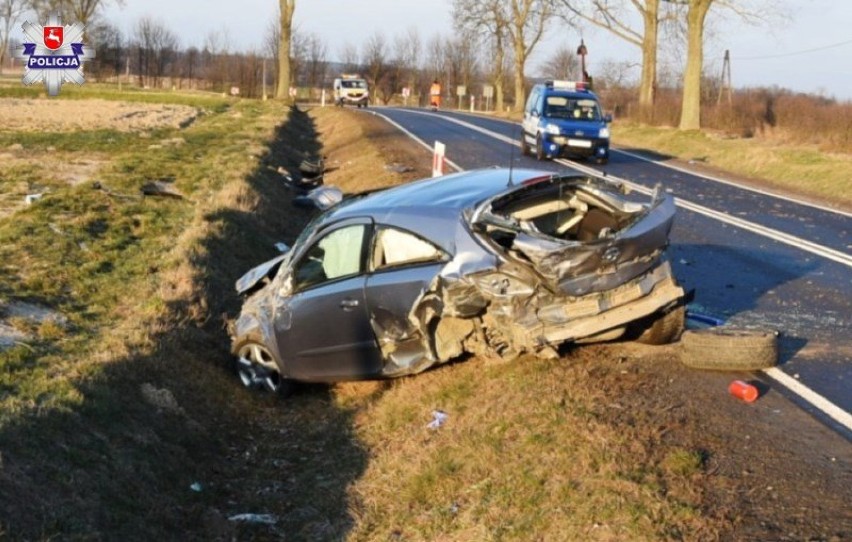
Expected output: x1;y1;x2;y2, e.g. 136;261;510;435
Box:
227;513;279;525
299;157;325;178
427;410;448;430
140;383;183;414
274;242;290;253
385;163;414;174
0;323;27;349
190;482;203;492
141;180;184;199
728;380;759;403
24;193;43;205
293;185;343;210
276;166;293;183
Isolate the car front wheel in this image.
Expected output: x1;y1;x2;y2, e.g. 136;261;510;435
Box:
234;337;293;397
535;134;547;161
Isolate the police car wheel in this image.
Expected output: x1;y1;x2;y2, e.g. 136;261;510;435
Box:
535;135;547;161
519;132;530;156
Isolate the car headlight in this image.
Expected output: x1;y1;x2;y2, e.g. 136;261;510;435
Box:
545;123;561;135
599;127;610;138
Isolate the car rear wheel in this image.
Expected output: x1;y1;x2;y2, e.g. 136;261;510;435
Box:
632;305;685;345
679;328;778;370
234;337;293;397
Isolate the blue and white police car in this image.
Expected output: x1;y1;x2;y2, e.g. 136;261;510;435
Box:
520;80;612;164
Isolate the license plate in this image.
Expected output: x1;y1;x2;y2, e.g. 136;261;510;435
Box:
567;139;592;148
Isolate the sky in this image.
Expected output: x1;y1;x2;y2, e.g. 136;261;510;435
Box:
85;0;850;100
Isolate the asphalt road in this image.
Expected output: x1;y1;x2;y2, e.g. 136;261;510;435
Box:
368;106;852;437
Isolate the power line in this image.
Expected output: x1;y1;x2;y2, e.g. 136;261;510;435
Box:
731;38;852;61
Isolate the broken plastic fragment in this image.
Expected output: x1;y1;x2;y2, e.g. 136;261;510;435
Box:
228;513;279;525
427;410;448;430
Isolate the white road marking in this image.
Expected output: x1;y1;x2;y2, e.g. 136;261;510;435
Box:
370;106;852;434
763;367;852;432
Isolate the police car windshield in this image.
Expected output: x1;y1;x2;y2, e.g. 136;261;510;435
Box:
544;96;601;121
342;80;366;89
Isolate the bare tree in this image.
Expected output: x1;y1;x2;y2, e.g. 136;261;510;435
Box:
540;44;580;80
559;0;672;114
305;32;328;88
131;16;178;88
672;0;711;129
666;0;771;130
0;0;27;74
276;0;295;100
453;0;510;112
30;0;123;40
363;31;391;103
455;0;555;112
87;20;123;81
393;27;422;96
339;41;360;73
507;0;557;111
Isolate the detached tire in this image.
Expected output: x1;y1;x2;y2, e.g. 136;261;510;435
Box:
680;328;778;371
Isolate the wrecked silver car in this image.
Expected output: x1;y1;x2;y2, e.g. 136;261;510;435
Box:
230;168;685;394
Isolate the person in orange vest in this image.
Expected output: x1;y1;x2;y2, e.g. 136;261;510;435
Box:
430;79;442;110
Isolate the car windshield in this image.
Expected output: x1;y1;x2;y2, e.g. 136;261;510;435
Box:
342;80;366;89
545;97;601;121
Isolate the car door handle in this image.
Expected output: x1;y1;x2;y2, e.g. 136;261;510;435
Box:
339;299;359;309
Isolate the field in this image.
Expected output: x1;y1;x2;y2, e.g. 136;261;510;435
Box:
0;86;849;540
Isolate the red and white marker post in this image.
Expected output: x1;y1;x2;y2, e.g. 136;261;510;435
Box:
432;141;446;177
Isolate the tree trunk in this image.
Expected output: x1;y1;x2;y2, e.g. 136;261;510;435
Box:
494;33;505;112
276;0;295;100
679;0;712;131
512;33;527;113
638;0;659;119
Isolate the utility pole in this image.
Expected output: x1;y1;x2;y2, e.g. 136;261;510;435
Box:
577;39;588;83
718;49;732;106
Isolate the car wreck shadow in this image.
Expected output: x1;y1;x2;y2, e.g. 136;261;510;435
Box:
0;106;372;540
669;242;821;365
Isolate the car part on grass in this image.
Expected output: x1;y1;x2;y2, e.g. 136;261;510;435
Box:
680;328;779;370
293;185;343;210
141;179;184;199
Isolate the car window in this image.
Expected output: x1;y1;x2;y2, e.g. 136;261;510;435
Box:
371;227;446;271
293;224;366;291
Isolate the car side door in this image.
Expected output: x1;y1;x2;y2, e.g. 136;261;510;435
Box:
275;219;383;381
364;225;450;372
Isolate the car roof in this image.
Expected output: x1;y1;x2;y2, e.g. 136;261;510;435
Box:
321;168;552;244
